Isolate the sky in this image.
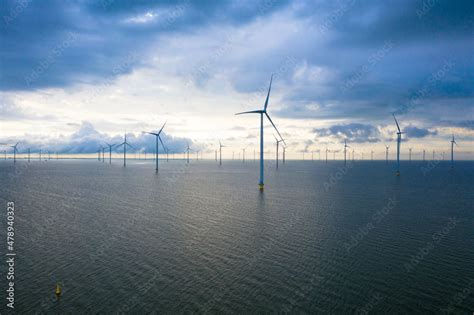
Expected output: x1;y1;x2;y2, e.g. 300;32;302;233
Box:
0;0;473;160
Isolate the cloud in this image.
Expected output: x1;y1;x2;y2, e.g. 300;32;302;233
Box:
313;123;381;143
0;121;196;154
404;126;437;138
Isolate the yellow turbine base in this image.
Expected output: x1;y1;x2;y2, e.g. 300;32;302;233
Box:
259;184;264;191
55;283;61;297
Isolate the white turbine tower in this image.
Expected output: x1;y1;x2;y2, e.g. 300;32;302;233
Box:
343;139;350;167
116;133;134;167
392;113;405;176
450;135;457;169
235;74;284;191
105;143;116;164
186;143;192;164
10;142;19;163
385;145;389;164
143;121;166;173
219;141;225;166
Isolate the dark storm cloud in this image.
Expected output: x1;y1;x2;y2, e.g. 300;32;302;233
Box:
313;123;380;143
0;0;472;131
0;0;289;90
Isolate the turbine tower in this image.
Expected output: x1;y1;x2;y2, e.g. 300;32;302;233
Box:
144;121;166;173
117;133;134;167
450;135;457;169
10;142;19;163
274;136;283;170
408;147;412;162
186;143;192;164
325;145;329;164
283;146;287;164
423;149;426;161
219;141;225;166
242;147;247;163
235;74;284;191
392;113;405;176
343;139;350;167
105;143;116;164
385;145;389;164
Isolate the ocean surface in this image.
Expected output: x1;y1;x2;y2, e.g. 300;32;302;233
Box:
0;159;473;314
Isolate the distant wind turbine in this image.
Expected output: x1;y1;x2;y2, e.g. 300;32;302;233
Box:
116;133;134;167
423;149;426;161
219;141;225;165
325;145;329;163
392;113;405;176
10;142;19;163
385;145;389;164
143;121;166;173
242;147;247;163
450;135;457;169
283;146;287;164
274;136;284;170
343;139;350;166
186;143;192;164
105;142;116;164
235;74;284;190
408;147;412;162
371;150;374;161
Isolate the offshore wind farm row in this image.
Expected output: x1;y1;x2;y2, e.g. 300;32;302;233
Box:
0;76;465;189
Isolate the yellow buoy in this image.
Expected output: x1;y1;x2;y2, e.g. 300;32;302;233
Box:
55;283;61;298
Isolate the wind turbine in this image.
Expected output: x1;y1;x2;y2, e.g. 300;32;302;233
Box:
242;147;247;163
143;121;166;173
116;133;134;167
423;149;426;161
219;141;225;166
432;150;435;161
385;145;389;164
10;142;19;163
100;146;105;163
283;146;287;164
408;147;412;162
352;148;355;162
325;145;329;163
274;136;283;170
235;74;284;190
392;113;405;176
343;139;350;167
186;143;192;164
450;134;457;169
97;149;101;161
105;143;116;164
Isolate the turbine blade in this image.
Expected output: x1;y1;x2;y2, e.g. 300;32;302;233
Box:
392;113;401;132
158;135;165;149
158;120;167;135
235;110;263;115
263;74;273;111
265;113;285;145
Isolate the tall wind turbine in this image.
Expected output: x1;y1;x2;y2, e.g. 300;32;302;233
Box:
143;121;166;173
392;113;405;176
325;145;329;164
105;143;116;164
450;135;457;169
219;141;225;166
10;142;19;163
408;147;412;162
274;136;283;170
371;150;374;161
385;145;389;164
343;139;350;167
235;74;284;190
423;149;426;161
117;133;134;167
